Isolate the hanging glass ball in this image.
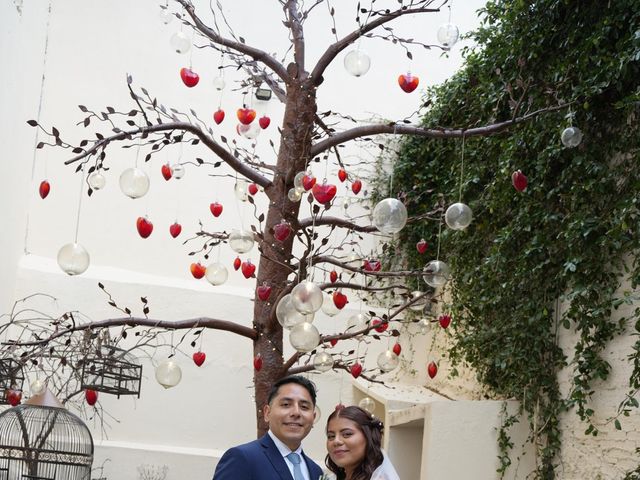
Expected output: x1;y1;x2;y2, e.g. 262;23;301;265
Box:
321;292;340;317
288;188;302;202
212;75;226;91
88;171;106;190
170;31;191;54
437;23;460;49
377;350;400;372
313;351;334;372
228;229;255;254
205;262;228;286
419;318;431;334
445;202;473;230
409;290;429;311
294;171;306;189
159;8;173;25
344;50;371;77
342;197;351;211
372;198;408;234
347;312;370;331
172;164;186;179
238;122;261;140
291;281;323;314
276;294;313;329
423;260;451;287
57;243;90;276
358;397;376;414
234;180;249;202
119;167;150;199
30;379;46;396
561;126;583;148
289;322;320;352
155;359;182;389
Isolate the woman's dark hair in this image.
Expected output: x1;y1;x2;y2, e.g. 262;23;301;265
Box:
267;375;317;406
325;405;384;480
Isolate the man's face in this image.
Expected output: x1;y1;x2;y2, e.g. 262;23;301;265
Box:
264;383;316;451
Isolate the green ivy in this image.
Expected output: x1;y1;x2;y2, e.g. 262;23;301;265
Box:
388;1;640;477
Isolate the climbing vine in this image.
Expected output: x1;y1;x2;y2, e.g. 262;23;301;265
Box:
386;1;640;477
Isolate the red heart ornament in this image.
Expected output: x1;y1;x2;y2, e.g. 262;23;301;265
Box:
329;270;338;283
161;164;172;181
237;108;257;125
511;170;528;192
338;168;347;183
248;183;259;196
253;354;263;371
398;73;419;93
85;389;98;406
350;362;363;379
302;174;316;191
332;291;348;309
6;389;22;407
439;314;451;329
416;239;428;254
169;222;182;238
213;108;225;125
180;67;200;88
363;259;381;272
312;182;337;204
136;216;153;238
233;257;242;271
427;361;438;379
371;318;388;333
257;284;272;301
190;262;206;279
351;179;362;195
241;260;256;279
392;343;402;356
258;115;271;129
210;202;223;217
273;221;291;242
39;180;50;199
192;351;206;367
329;339;338;347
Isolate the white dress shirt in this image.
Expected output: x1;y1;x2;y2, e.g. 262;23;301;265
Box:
268;430;312;480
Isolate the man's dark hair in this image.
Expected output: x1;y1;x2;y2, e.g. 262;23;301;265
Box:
267;375;317;406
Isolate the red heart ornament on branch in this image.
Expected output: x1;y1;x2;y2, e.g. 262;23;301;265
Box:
169;222;182;238
233;257;242;271
161;164;172;181
180;67;200;88
351;179;362;195
213;109;225;125
398;73;419;93
258;115;271;129
7;389;21;407
136;216;153;238
253;354;263;371
338;168;347;183
302;174;316;191
241;260;256;279
192;351;206;367
371;318;388;333
329;270;338;283
39;180;50;199
350;362;363;379
427;361;438;379
439;314;451;329
257;284;272;301
312;182;337;204
332;291;348;309
210;202;223;217
237;108;257;125
85;389;98;406
392;343;402;356
273;221;291;242
416;239;428;254
190;262;206;279
363;259;381;272
511;169;528;192
248;183;259;196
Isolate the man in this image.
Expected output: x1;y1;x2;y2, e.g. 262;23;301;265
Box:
213;375;323;480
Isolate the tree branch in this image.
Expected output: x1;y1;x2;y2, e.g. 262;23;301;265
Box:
285;0;306;75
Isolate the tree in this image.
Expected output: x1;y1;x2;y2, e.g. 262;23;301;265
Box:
5;0;566;438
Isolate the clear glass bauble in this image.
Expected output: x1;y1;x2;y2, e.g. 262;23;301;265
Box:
205;262;228;286
170;31;191;54
437;23;460;48
276;294;313;329
119;167;150;199
234;180;249;202
423;260;451;288
238;122;260;140
444;202;473;230
159;8;173;25
358;396;376;413
57;242;90;276
288;188;302;202
289;322;320;352
88;171;106;190
155;360;182;389
313;351;334;372
377;350;400;372
30;379;46;396
409;290;428;311
321;292;340;317
419;318;431;334
372;198;408;234
561;126;583;148
228;229;254;254
344;49;371;77
291;281;324;314
212;75;226;91
347;312;370;331
172;164;186;179
294;171;306;189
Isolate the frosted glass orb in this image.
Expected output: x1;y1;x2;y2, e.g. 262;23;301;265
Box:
155;360;182;389
238;122;260;139
294;171;306;189
30;379;46;396
288;188;302;202
561;126;583;148
344;50;371;77
234;180;249;202
289;322;320;352
445;202;473;230
212;75;226;91
228;229;255;254
172;164;186;179
437;23;460;48
170;31;191;54
57;243;90;276
347;312;370;331
423;260;451;287
291;281;323;314
321;292;340;317
358;397;376;413
159;8;173;25
205;262;228;286
372;198;408;234
313;351;334;372
276;294;313;329
419;318;431;334
409;290;429;311
119;167;150;199
88;172;106;190
377;350;400;372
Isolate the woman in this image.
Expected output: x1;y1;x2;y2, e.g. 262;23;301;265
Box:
325;405;400;480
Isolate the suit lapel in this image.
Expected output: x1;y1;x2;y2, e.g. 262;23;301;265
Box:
261;434;294;480
301;451;320;480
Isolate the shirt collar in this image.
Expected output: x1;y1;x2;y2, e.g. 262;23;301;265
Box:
268;429;303;457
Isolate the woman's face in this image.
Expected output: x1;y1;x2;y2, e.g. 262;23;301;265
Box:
326;416;367;475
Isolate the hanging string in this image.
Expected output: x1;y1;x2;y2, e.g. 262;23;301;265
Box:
447;1;453;23
435;215;443;261
73;166;85;243
458;132;465;202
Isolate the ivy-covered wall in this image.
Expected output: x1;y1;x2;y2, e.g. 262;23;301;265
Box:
388;1;640;478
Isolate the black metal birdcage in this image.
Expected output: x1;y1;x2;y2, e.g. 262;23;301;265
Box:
0;358;24;405
80;346;142;398
0;403;94;480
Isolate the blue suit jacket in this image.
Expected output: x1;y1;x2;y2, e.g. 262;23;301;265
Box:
213;433;323;480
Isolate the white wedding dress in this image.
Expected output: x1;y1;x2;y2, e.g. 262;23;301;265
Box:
323;452;400;480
